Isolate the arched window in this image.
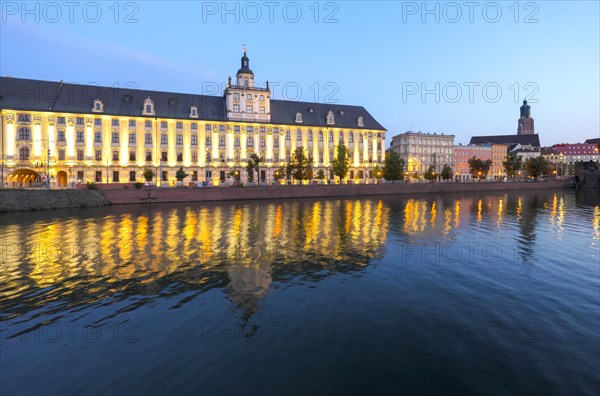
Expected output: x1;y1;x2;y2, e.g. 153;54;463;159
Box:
19;147;30;160
18;127;31;140
357;116;364;127
142;97;155;115
327;111;335;125
329;132;334;142
93;99;104;113
349;132;354;143
244;79;249;87
295;112;303;123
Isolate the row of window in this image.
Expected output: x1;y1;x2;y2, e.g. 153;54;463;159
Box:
233;93;265;102
232;104;266;114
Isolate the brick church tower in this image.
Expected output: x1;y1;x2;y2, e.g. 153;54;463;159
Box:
517;100;535;135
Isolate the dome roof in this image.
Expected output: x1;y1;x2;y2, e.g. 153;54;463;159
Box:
237;53;254;76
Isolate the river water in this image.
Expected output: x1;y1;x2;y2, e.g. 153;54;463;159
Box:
1;189;599;395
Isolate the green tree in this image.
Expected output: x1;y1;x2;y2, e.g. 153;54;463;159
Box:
424;165;436;181
468;157;492;180
373;164;383;179
286;147;313;181
503;151;523;179
332;142;350;183
523;156;551;179
142;167;156;182
441;163;453;180
316;169;325;180
175;167;189;181
246;153;262;182
383;150;405;180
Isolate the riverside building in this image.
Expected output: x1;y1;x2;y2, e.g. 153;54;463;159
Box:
389;131;454;177
0;50;386;187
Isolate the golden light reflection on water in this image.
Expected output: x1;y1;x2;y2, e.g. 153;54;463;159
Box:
593;206;600;241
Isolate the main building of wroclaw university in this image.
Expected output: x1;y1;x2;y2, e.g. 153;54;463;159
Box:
0;51;386;187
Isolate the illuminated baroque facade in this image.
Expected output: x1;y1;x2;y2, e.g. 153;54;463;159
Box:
0;50;386;187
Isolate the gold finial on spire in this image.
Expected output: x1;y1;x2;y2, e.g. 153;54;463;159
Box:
242;44;247;54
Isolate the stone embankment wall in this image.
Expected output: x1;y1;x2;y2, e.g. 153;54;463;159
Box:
102;180;569;206
0;189;109;212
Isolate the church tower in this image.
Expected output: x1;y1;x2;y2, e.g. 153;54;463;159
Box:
517;100;535;135
225;46;271;123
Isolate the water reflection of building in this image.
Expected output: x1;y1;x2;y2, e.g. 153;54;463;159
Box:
1;199;388;320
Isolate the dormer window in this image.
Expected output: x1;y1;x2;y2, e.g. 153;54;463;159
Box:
357;116;364;127
295;112;303;123
143;97;155;116
327;111;335;125
190;105;198;118
92;99;104;113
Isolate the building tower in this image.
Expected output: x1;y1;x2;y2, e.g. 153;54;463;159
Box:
517;100;535;135
225;46;271;124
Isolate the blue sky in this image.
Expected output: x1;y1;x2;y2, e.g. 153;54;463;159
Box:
1;1;598;145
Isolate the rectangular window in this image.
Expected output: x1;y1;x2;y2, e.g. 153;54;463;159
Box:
260;127;265;133
219;136;225;146
112;133;119;143
191;135;198;145
234;105;240;112
129;133;136;143
349;133;354;143
259;107;265;114
191;171;198;181
274;137;279;147
95;119;102;126
319;131;323;142
130;171;136;182
113;171;119;182
145;134;152;144
286;130;290;140
77;171;84;182
112;151;119;161
58;150;65;161
234;93;239;100
76;117;84;125
161;135;168;145
145;121;152;128
161;121;168;129
162;171;168;181
161;152;168;161
247;94;252;100
191;123;197;130
94;132;102;143
296;130;302;140
219;125;225;132
329;132;334;142
205;124;212;131
359;134;363;143
76;131;84;142
129;120;136;127
260;95;264;102
206;137;212;146
246;105;253;113
146;151;152;161
308;131;313;141
77;149;84;161
177;153;183;162
245;126;251;133
260;137;265;147
176;122;183;129
234;137;240;147
192;151;198;162
58;116;66;124
112;119;119;126
95;150;102;161
58;131;66;141
129;151;136;161
247;137;254;147
176;135;183;145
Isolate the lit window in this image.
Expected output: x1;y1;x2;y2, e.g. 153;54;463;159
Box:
111;133;119;143
95;132;102;143
234;105;240;112
58;150;65;161
191;135;198;145
19;147;30;160
18;127;30;140
77;131;84;142
161;135;168;145
145;134;152;144
176;135;183;145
